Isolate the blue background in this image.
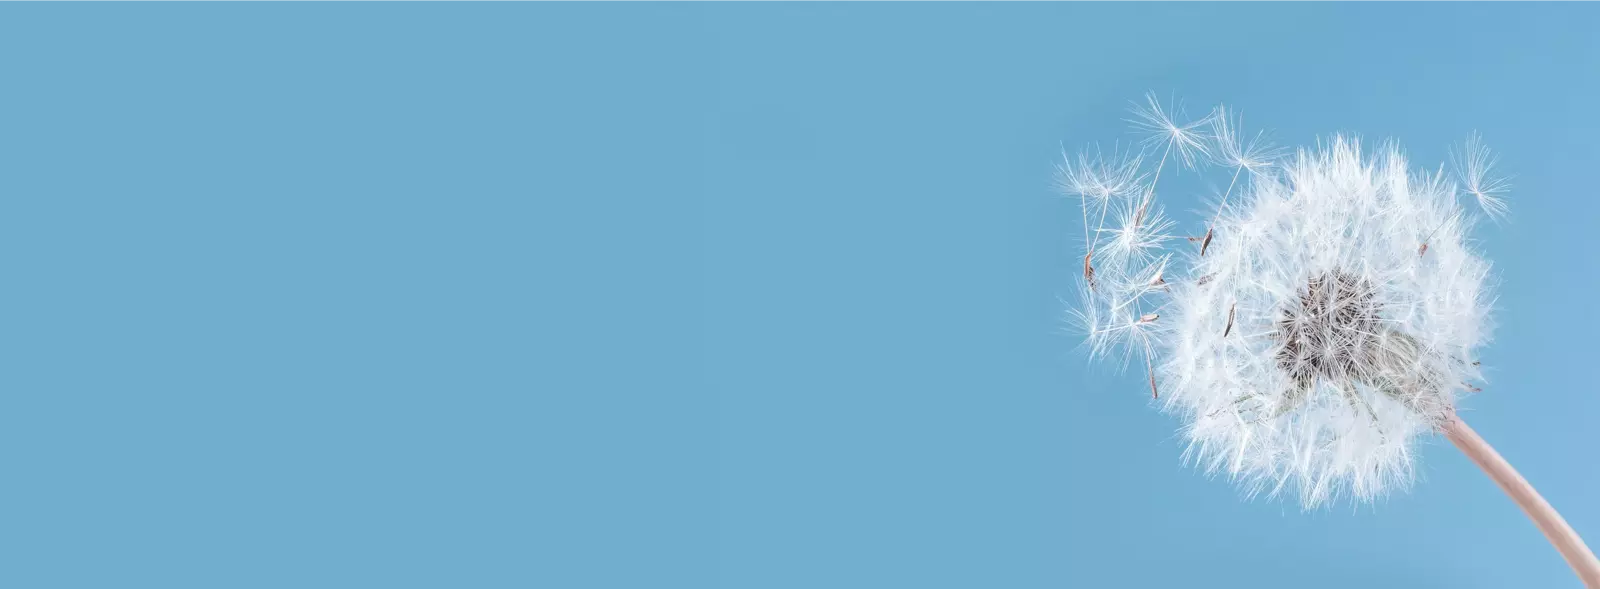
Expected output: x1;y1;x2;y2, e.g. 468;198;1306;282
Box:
0;4;1595;588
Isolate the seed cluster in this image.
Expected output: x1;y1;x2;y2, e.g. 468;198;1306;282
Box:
1274;271;1382;389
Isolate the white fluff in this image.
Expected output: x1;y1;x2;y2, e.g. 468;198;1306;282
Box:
1063;95;1504;507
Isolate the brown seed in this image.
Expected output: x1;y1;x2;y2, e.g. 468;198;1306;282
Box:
1197;274;1215;286
1418;242;1429;256
1147;357;1159;399
1140;313;1159;323
1084;253;1096;288
1464;384;1482;393
1223;302;1236;337
1200;227;1215;257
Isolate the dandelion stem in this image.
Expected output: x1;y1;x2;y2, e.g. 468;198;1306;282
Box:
1443;413;1600;587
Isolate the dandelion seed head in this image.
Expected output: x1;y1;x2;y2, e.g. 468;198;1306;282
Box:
1162;137;1494;507
1062;101;1503;509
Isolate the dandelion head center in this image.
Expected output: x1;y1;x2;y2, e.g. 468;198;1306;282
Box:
1273;270;1383;388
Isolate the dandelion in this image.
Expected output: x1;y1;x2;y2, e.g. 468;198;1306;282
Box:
1166;138;1486;506
1063;97;1600;587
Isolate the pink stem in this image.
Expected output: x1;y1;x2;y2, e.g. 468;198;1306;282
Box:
1443;412;1600;587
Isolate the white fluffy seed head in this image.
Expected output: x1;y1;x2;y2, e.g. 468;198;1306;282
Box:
1065;101;1503;508
1163;138;1493;506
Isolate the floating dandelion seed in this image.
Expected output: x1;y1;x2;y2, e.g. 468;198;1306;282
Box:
1450;131;1511;221
1101;194;1175;271
1128;92;1213;170
1200;105;1284;258
1062;97;1600;586
1209;105;1284;176
1057;143;1144;260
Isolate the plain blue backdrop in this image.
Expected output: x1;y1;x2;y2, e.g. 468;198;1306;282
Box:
0;5;712;587
0;4;1596;588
